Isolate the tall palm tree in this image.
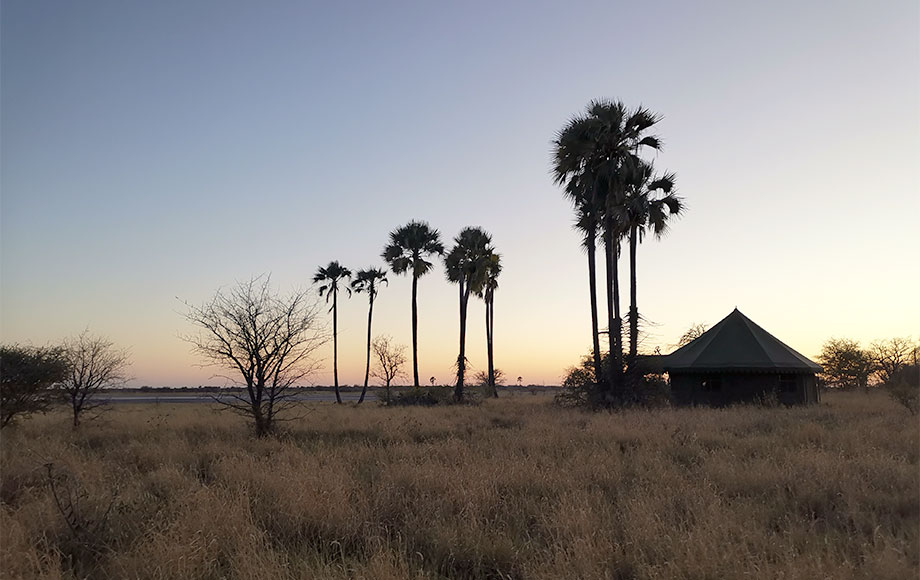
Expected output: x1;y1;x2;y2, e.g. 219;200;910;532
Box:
621;160;682;381
313;261;351;404
565;174;604;386
553;99;662;398
382;221;444;387
445;227;492;402
351;267;388;404
476;251;502;398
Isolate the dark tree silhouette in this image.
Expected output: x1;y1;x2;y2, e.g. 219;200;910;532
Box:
351;268;388;404
475;251;502;397
445;227;493;402
568;179;604;387
61;330;131;427
474;368;506;389
0;345;68;428
382;221;444;387
314;261;352;404
182;276;327;436
676;323;708;348
871;337;917;385
554;126;604;386
621;159;682;382
553;99;663;399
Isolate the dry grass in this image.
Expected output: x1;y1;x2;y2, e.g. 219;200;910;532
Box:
1;391;917;579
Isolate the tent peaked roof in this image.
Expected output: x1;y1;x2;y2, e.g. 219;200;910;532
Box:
663;309;822;373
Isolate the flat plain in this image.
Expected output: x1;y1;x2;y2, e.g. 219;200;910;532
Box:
1;390;917;579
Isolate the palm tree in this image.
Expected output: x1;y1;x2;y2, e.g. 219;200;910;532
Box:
445;227;492;402
621;160;682;381
351;267;388;404
568;176;604;386
313;261;351;404
476;251;501;397
382;221;444;387
553;99;662;398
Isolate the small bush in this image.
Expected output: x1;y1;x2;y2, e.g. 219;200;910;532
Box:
554;353;671;409
758;389;781;408
636;373;671;408
887;381;920;415
385;386;456;406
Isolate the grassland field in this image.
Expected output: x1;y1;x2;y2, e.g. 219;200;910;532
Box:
1;390;917;579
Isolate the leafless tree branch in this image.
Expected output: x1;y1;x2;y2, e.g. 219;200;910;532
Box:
180;275;329;435
61;330;132;428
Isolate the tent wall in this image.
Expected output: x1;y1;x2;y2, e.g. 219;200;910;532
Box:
670;372;818;406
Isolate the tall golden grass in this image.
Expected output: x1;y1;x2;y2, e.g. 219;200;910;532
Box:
1;391;917;579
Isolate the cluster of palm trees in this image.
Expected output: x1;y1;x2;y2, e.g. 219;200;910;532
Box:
553;99;683;401
313;220;501;404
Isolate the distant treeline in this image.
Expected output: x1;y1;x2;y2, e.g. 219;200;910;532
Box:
131;384;557;392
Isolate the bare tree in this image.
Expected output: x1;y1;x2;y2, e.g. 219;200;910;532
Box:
61;331;131;427
474;368;506;396
370;335;407;401
871;337;917;385
182;276;328;436
675;323;708;348
1;345;68;428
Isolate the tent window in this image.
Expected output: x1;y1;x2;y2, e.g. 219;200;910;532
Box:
701;377;722;392
779;375;797;393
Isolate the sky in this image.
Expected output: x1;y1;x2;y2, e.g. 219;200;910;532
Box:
2;0;918;387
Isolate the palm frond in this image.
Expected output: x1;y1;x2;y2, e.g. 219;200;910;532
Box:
382;221;443;280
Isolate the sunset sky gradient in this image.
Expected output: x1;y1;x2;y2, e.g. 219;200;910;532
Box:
2;0;918;386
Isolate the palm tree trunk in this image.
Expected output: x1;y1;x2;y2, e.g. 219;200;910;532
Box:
612;241;623;392
358;297;373;404
628;225;639;388
411;275;420;388
586;231;602;386
487;294;497;397
455;281;468;402
333;291;342;404
603;223;622;396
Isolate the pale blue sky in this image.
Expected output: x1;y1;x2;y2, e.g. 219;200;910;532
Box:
2;0;918;386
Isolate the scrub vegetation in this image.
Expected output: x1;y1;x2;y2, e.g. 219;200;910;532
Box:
2;391;917;580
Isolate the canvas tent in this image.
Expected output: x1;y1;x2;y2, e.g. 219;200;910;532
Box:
663;308;821;406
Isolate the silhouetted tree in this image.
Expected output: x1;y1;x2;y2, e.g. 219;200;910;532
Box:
0;345;68;428
475;252;502;397
553;100;663;398
554;352;603;408
474;368;506;389
552;165;605;389
445;227;493;401
621;159;682;382
352;268;388;404
371;335;407;401
817;338;876;391
182;276;327;436
314;261;351;404
61;331;131;427
676;323;708;348
870;337;917;385
382;221;444;387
